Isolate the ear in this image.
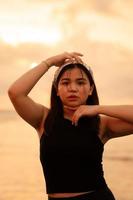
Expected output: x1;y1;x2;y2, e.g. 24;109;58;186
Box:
89;85;94;95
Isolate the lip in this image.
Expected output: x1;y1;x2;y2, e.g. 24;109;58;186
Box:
67;95;79;100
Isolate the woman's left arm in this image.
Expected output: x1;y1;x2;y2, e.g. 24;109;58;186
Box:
72;105;133;139
98;105;133;139
99;105;133;123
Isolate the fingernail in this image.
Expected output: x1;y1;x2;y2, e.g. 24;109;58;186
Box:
75;122;78;126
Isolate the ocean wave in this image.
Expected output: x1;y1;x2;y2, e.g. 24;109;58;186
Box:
0;110;18;123
104;155;133;162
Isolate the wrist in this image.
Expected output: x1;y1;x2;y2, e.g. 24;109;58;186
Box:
96;105;102;115
45;58;53;68
41;59;51;70
97;105;108;115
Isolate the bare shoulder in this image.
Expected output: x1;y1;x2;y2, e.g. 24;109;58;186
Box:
36;106;49;138
98;115;109;144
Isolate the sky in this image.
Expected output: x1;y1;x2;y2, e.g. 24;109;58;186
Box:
0;0;133;111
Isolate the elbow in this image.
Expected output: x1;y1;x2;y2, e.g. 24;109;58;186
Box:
8;86;26;102
8;87;17;100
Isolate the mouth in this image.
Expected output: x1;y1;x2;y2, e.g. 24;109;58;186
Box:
67;95;79;100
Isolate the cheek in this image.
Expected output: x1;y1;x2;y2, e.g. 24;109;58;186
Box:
80;86;91;100
57;86;66;96
57;88;67;103
80;85;90;94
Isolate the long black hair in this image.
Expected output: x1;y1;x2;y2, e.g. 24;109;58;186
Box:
45;63;100;134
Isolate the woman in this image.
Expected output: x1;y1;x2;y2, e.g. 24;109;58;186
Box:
8;52;133;200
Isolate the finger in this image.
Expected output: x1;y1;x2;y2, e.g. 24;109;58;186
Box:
74;56;83;63
64;52;75;60
65;54;74;60
72;115;79;126
64;52;83;63
72;52;84;56
64;58;71;63
72;111;81;126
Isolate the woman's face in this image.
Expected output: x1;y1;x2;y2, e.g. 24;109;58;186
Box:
57;67;93;108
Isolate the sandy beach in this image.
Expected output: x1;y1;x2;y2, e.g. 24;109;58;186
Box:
0;111;133;200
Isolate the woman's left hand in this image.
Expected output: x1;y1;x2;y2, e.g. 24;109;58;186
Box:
71;105;99;126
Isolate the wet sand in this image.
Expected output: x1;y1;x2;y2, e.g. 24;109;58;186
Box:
0;113;133;200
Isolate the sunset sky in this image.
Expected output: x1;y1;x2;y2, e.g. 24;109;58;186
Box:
1;0;133;111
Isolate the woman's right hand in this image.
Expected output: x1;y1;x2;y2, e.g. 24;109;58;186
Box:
45;52;84;68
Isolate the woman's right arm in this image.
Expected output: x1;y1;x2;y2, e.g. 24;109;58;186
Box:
8;52;83;130
8;60;51;129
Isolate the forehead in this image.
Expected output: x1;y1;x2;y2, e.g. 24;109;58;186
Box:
60;67;89;80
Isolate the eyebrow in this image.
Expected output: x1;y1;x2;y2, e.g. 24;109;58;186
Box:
60;78;88;81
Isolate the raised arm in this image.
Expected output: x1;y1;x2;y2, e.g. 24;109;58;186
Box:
8;60;51;129
71;105;133;141
98;105;133;140
99;105;133;124
8;52;83;131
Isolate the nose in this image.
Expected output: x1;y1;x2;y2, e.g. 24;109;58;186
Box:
67;83;78;92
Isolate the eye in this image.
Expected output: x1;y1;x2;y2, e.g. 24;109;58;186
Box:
61;81;69;85
77;81;86;85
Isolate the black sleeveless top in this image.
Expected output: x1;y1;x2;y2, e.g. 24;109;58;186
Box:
40;116;107;194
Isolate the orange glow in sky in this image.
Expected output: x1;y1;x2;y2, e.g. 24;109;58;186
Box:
1;26;63;45
0;0;133;110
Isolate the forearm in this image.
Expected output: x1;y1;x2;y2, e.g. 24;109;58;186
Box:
8;51;83;98
98;105;133;124
8;59;51;98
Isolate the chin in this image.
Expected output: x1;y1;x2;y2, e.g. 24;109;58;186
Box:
67;102;81;107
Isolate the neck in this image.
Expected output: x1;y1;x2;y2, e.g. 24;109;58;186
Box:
63;105;78;120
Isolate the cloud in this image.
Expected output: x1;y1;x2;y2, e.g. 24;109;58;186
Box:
0;40;54;66
0;40;57;94
0;0;133;109
43;0;119;19
1;35;133;107
1;0;133;19
47;0;115;16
